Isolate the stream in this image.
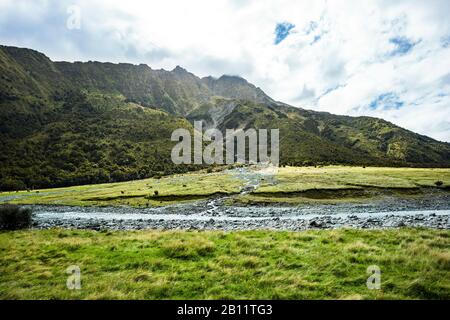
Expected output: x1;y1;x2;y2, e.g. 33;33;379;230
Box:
6;167;450;231
30;198;450;231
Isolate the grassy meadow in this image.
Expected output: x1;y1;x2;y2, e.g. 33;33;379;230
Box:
1;166;448;207
0;170;243;207
0;228;449;299
240;166;450;205
0;166;449;300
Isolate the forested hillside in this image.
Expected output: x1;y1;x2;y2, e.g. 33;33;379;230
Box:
1;45;449;190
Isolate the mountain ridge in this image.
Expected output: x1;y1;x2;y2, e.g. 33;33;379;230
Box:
0;45;449;190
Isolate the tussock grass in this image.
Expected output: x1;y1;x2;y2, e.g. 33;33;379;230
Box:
161;238;215;260
0;228;449;300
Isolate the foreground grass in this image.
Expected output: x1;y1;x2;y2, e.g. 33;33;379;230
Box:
1;228;449;299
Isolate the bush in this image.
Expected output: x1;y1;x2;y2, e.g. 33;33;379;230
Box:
0;177;27;191
0;205;33;230
435;181;444;187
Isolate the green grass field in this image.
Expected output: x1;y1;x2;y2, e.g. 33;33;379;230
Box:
0;170;243;207
2;166;448;207
1;228;449;299
259;166;450;191
239;166;450;205
1;167;449;300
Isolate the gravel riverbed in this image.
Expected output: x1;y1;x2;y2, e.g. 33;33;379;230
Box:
29;194;450;231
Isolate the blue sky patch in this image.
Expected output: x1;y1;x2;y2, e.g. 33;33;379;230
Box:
369;92;404;110
311;35;321;45
389;37;416;56
441;36;450;48
274;22;295;45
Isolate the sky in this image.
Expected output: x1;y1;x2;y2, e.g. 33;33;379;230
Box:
1;0;449;142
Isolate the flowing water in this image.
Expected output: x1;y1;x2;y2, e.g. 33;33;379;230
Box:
30;202;450;231
4;167;450;231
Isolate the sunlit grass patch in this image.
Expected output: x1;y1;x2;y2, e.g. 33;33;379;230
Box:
0;228;449;300
1;166;448;207
255;166;450;193
1;170;244;207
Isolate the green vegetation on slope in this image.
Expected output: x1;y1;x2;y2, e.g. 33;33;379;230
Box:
0;228;449;299
1;45;449;191
214;101;450;167
0;90;202;191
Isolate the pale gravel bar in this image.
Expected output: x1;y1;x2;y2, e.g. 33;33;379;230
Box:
28;194;450;231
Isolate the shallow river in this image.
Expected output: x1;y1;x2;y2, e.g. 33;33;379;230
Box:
6;168;450;231
30;197;450;231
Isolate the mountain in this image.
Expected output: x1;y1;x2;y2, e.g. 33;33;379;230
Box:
201;101;450;166
0;45;449;190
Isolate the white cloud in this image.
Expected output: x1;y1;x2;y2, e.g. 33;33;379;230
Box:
0;0;449;141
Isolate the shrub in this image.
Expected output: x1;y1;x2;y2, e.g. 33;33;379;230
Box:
435;181;444;187
0;205;33;230
0;177;27;191
154;190;159;196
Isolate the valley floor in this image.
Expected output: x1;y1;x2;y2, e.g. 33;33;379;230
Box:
1;165;449;231
1;166;449;300
0;228;449;300
1;166;449;207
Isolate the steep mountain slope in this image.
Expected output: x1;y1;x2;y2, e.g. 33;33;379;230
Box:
0;46;202;190
56;63;274;116
201;75;273;104
0;45;449;190
209;101;450;166
0;45;271;115
0;90;197;190
0;46;63;100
